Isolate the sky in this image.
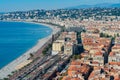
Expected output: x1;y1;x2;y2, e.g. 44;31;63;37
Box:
0;0;120;12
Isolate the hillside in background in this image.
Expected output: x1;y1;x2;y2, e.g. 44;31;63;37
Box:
67;3;120;9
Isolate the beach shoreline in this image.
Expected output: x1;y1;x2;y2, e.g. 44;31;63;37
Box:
0;21;61;79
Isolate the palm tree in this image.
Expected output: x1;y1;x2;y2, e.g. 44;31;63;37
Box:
30;53;34;57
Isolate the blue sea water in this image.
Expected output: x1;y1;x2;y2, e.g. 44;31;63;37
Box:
0;21;52;69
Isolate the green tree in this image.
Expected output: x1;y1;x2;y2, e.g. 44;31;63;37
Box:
100;33;104;37
30;53;34;57
117;33;119;37
3;78;9;80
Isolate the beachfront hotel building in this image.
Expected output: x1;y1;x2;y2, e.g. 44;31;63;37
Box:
52;41;63;55
52;31;77;55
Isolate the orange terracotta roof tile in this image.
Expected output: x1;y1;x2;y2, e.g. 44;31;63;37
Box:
109;62;120;65
109;52;115;56
92;61;99;64
95;52;103;56
68;63;90;75
71;61;82;65
88;71;95;79
62;76;82;80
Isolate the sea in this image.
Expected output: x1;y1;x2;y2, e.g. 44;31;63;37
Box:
0;21;52;69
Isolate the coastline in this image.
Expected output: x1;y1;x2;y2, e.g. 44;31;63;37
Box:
0;21;61;79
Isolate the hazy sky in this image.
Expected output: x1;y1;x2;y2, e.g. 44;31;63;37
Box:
0;0;120;12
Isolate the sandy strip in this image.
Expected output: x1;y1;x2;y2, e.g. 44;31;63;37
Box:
15;60;32;70
0;21;61;79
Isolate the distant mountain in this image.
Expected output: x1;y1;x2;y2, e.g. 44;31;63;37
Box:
67;3;120;9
